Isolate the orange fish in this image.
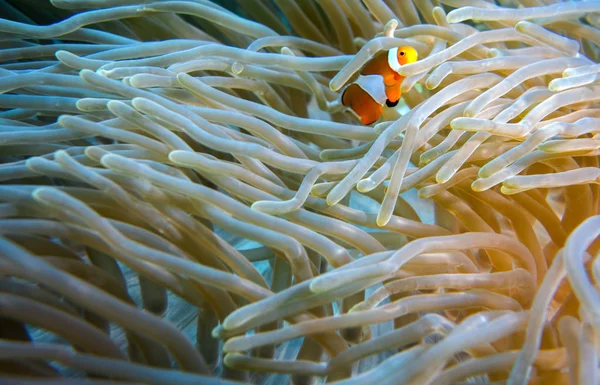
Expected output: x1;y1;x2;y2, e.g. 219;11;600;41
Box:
342;46;418;125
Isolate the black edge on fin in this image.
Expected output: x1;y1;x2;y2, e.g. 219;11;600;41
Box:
386;99;399;107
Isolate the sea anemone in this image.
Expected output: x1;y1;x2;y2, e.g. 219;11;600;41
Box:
0;0;599;384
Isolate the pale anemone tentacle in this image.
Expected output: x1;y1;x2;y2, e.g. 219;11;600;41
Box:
0;1;599;384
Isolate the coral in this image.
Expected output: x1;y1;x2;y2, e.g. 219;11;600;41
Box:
0;0;599;384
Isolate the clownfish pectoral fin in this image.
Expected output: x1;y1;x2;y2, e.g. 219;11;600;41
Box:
384;84;401;107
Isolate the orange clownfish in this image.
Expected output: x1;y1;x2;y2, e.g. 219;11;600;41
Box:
342;46;418;125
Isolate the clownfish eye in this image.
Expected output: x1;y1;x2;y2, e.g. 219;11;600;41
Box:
400;51;405;56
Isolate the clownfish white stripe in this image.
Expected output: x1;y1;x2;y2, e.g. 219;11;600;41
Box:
354;75;388;105
388;47;402;72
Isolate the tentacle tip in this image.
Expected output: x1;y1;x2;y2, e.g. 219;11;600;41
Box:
373;121;389;134
223;352;243;366
328;80;339;92
417;190;430;199
231;62;244;75
309;185;322;195
376;214;391;227
130;96;149;108
99;153;122;169
250;201;265;212
449;119;461;130
547;83;560;92
53;149;69;160
128;76;143;88
54;50;70;59
384;19;399;36
325;196;340;207
105;100;123;113
445;14;460;24
486;49;501;58
500;185;518;195
471;179;486;192
477;168;491;179
462;109;476;119
220;318;239;331
31;186;55;203
78;68;94;77
514;21;528;32
435;173;451;184
356;179;373;193
168;150;185;162
419;154;432;165
280;47;294;56
211;325;224;338
56;115;74;127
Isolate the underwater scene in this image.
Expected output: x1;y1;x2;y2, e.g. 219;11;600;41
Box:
1;0;600;384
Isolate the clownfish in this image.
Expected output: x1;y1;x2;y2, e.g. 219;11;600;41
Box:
341;46;418;125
